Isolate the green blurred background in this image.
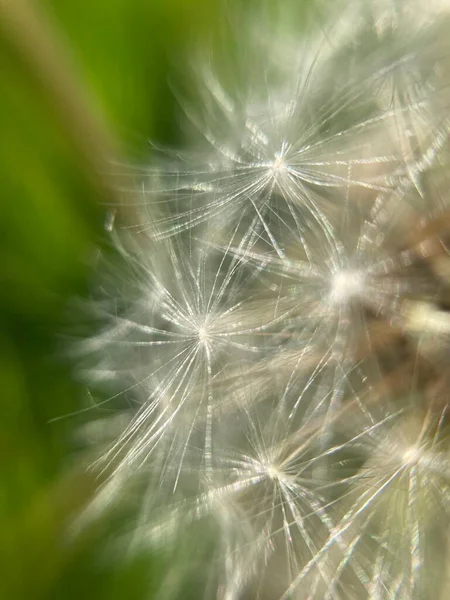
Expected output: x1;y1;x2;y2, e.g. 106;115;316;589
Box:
0;1;218;597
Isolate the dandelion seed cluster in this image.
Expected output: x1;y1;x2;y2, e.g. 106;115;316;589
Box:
78;1;450;598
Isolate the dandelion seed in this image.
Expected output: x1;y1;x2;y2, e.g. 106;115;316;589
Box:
286;401;450;600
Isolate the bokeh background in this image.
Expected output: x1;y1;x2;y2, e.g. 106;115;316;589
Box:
0;1;221;597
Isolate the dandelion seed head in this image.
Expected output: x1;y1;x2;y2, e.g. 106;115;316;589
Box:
330;269;365;304
76;1;450;597
197;324;210;343
402;445;422;466
255;456;291;484
265;462;282;480
269;151;288;177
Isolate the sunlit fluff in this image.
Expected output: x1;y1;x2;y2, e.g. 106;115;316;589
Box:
77;1;450;599
286;403;450;600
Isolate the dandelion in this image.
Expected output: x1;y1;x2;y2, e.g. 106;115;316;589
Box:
75;1;450;599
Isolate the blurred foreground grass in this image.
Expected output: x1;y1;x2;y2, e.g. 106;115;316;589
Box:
0;1;217;597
